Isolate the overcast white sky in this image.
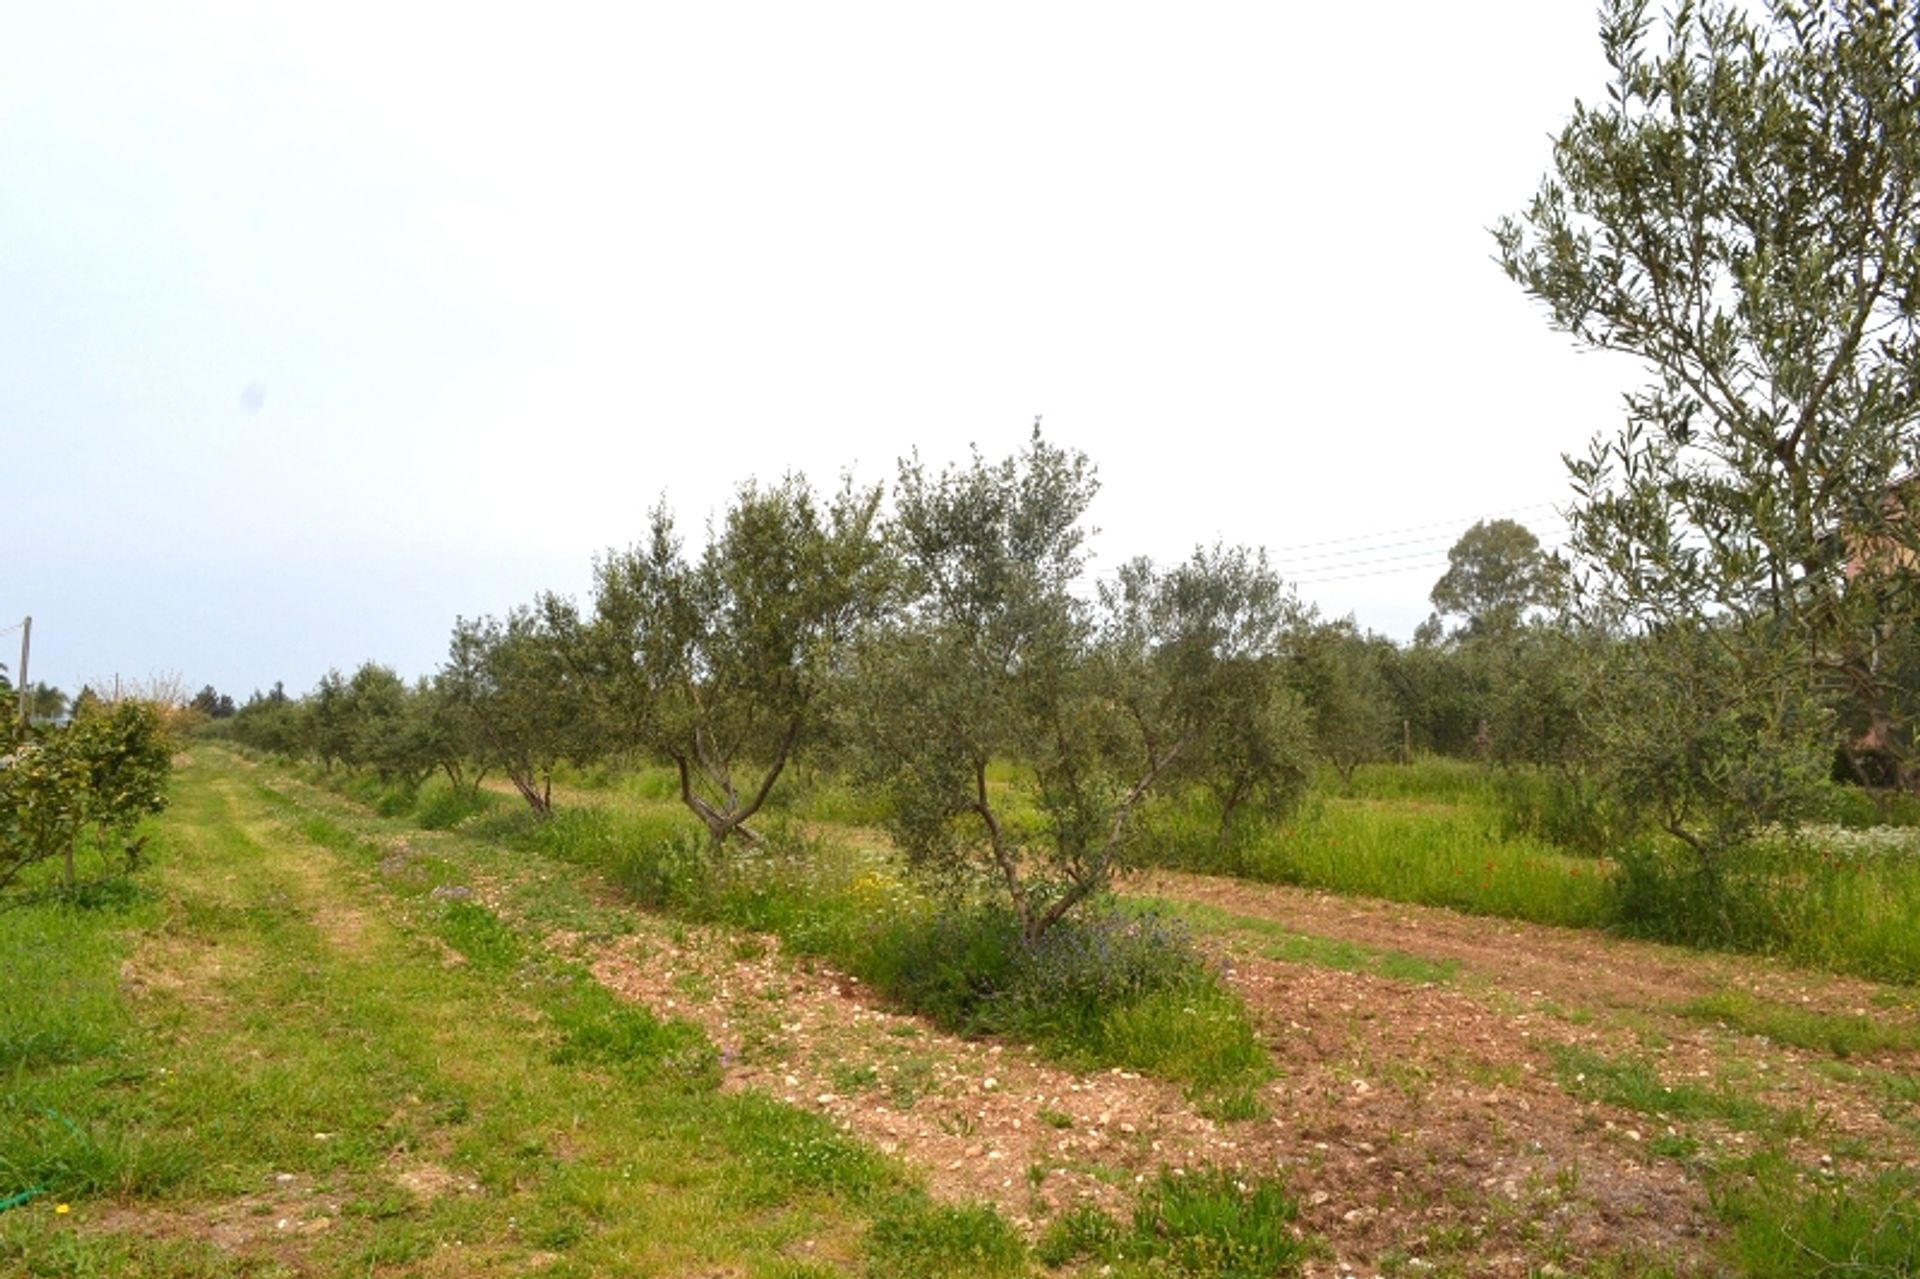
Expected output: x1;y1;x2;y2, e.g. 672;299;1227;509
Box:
2;1;1643;699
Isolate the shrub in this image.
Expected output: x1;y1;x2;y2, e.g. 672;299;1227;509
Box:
858;905;1269;1092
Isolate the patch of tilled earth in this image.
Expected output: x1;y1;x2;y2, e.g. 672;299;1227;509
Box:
1137;870;1920;1273
1226;955;1717;1276
578;925;1251;1230
569;917;1836;1278
1131;868;1920;1027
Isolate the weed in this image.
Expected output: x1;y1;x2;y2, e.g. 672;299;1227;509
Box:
829;1062;880;1094
864;1196;1027;1277
1681;991;1920;1059
1036;1202;1125;1267
1033;1168;1308;1276
1720;1165;1920;1278
886;1057;936;1110
1551;1046;1808;1137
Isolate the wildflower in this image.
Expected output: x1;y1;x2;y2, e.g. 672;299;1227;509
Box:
55;1204;70;1215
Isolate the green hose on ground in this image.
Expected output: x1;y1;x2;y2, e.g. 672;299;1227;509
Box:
0;1185;46;1214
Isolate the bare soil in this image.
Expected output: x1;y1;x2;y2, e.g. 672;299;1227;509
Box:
570;869;1920;1278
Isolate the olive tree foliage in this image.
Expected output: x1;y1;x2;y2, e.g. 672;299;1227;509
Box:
227;683;303;757
1291;619;1397;790
1593;618;1834;865
560;475;888;845
847;431;1306;941
305;670;352;773
438;609;589;816
1104;547;1315;846
340;663;434;785
1;688;172;894
1379;638;1492;758
1497;0;1920;801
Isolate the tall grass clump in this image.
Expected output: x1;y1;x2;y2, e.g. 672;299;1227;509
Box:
412;777;500;831
1037;1167;1308;1277
858;905;1269;1096
1340;758;1504;807
0;845;192;1201
1614;829;1920;983
1159;795;1618;930
1721;1164;1920;1279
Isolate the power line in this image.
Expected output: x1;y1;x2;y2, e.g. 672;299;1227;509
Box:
1077;500;1573;588
1292;543;1571;588
1274;518;1569;566
1260;501;1564;557
1276;524;1569;577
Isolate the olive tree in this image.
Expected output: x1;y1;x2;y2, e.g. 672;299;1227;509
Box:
340;662;431;785
566;474;888;845
848;431;1308;941
438;609;591;816
1103;547;1314;848
1291;619;1396;790
1497;0;1920;800
304;670;352;773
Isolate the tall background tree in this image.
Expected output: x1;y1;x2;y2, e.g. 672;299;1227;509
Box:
1428;518;1559;638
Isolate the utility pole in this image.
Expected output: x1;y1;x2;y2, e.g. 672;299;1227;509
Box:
15;616;27;728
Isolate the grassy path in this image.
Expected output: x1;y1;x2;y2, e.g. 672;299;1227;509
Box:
0;754;1020;1277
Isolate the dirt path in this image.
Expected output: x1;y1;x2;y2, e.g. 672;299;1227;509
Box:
1128;868;1917;1021
568;867;1920;1278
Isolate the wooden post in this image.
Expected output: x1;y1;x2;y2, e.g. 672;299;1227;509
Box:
15;616;27;727
1403;717;1412;765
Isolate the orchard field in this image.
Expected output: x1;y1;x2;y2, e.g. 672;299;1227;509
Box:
10;2;1920;1273
4;748;1918;1278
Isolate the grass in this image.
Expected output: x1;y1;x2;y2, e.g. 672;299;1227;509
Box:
75;746;1920;1277
1718;1158;1920;1279
1610;833;1920;984
1549;1045;1811;1138
436;787;1279;1107
1035;1168;1308;1277
1132;758;1920;985
1679;991;1920;1059
1138;776;1619;931
0;753;1025;1276
1127;895;1459;985
284;749;1920;985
